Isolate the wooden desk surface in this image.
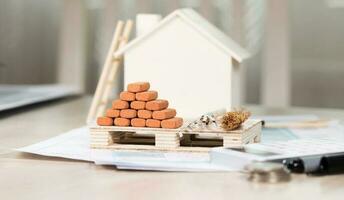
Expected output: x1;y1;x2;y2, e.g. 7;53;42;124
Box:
1;96;344;200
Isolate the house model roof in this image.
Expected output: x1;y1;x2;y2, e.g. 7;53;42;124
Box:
114;8;250;62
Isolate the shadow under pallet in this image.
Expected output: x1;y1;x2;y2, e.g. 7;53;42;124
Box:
90;119;262;152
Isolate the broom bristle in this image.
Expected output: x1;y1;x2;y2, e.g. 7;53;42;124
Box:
221;110;251;130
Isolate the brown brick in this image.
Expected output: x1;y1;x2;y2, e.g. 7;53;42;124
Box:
130;101;146;110
137;110;152;119
112;99;129;109
120;91;136;101
127;82;150;93
131;118;146;127
120;109;137;119
152;108;176;120
106;109;120;118
97;117;113;126
135;91;158;101
146;119;161;128
114;118;130;126
146;99;168;111
161;117;183;129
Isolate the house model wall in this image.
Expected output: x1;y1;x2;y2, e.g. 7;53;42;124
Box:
115;9;249;119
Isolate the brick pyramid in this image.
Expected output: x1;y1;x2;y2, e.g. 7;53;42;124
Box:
97;82;183;129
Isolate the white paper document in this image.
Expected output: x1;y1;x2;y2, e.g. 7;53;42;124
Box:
95;153;219;172
17;127;92;161
17;127;229;171
92;149;232;171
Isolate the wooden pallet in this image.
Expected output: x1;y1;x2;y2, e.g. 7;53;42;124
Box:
89;119;262;152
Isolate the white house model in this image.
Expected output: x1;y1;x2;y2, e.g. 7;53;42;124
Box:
114;8;250;119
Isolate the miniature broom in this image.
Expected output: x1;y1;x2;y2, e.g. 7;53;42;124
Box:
221;109;251;130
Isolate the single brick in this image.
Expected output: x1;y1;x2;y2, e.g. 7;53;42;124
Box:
135;91;158;101
130;101;146;110
152;108;176;120
137;110;152;119
114;118;130;126
146;119;161;128
106;109;120;118
97;117;113;126
120;109;137;119
112;99;129;109
131;118;146;127
161;117;183;129
120;91;136;101
127;82;150;93
146;99;168;111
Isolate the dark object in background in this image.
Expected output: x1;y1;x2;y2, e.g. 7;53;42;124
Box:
283;152;344;175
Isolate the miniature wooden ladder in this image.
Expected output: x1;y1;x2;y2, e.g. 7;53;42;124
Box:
87;20;133;123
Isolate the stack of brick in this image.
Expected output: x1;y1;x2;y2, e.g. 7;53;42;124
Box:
97;82;183;129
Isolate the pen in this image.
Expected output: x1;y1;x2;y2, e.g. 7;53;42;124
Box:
282;152;344;175
314;153;344;175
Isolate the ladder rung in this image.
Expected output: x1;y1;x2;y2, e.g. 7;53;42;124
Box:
112;53;124;60
112;57;121;61
106;80;115;84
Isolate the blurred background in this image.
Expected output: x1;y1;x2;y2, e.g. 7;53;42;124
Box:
0;0;343;108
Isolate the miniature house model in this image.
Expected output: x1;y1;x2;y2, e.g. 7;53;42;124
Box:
114;8;249;119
